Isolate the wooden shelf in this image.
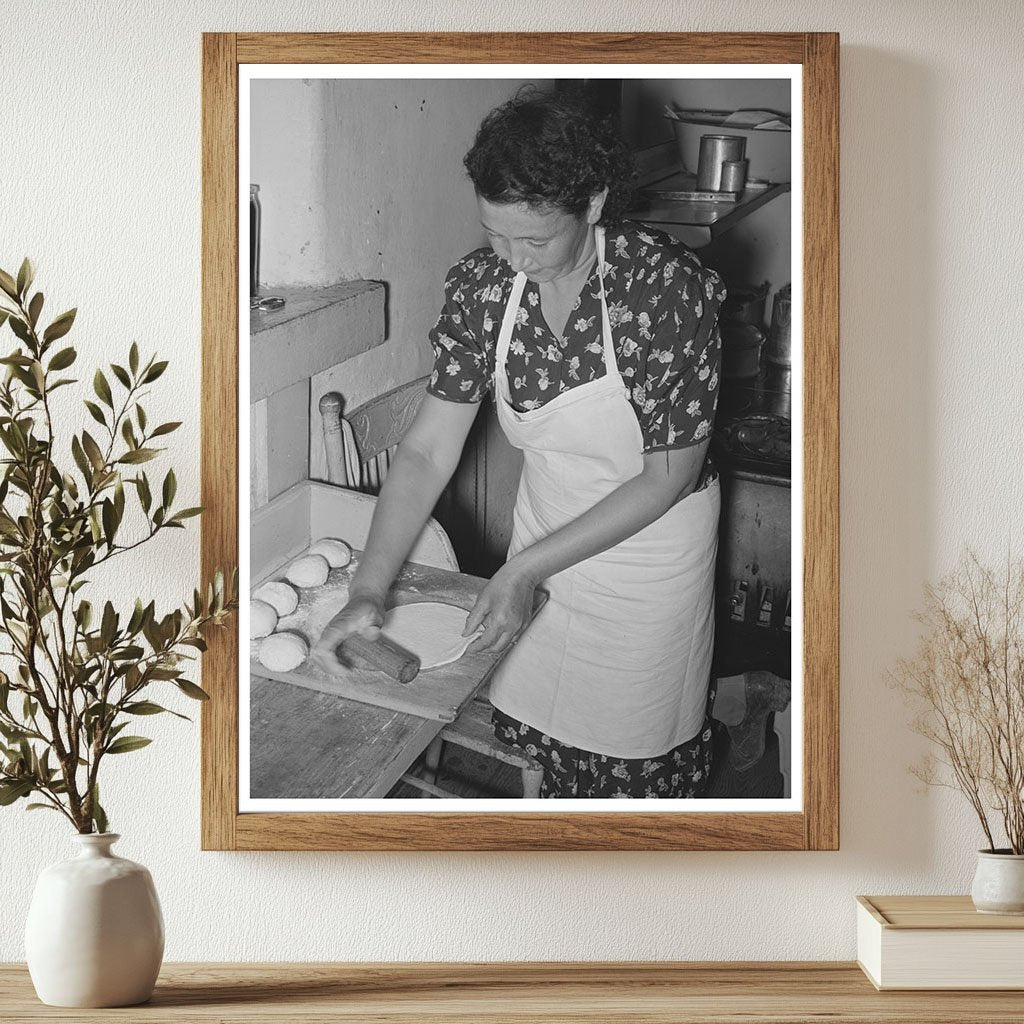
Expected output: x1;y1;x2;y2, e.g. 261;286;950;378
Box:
249;281;385;402
3;962;1023;1022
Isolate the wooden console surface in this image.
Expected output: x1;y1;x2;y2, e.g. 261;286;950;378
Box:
3;962;1023;1022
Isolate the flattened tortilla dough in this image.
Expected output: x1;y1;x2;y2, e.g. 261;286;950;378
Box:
381;602;476;670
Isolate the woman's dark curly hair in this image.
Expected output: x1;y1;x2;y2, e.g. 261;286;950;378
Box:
463;85;637;227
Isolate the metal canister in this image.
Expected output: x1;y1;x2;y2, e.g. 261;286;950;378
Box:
696;134;747;191
720;158;748;193
250;184;261;297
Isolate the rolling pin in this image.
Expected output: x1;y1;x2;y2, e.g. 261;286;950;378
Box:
339;633;420;684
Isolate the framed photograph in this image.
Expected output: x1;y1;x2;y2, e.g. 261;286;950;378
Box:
201;32;838;851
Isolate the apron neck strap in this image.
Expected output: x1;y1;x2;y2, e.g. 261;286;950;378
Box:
593;226;619;378
494;224;619;384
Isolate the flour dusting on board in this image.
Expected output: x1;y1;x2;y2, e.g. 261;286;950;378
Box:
248;557;358;665
249;551;476;673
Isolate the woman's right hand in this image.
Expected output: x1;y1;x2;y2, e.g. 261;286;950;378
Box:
314;594;386;673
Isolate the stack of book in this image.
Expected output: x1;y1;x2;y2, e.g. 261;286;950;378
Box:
857;895;1024;990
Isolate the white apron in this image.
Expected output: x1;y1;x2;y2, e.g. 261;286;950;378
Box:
488;226;722;759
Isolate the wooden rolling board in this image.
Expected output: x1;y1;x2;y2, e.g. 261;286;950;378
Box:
249;675;444;799
250;555;545;723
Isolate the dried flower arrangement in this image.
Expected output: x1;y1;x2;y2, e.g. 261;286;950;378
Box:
894;551;1024;854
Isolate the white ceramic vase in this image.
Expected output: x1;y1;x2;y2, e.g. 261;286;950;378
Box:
24;833;164;1007
971;849;1024;915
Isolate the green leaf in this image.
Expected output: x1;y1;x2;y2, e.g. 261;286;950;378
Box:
93;369;113;409
136;404;147;432
100;601;117;647
26;803;61;813
16;258;34;299
118;448;157;465
142;360;168;383
147;666;181;680
83;400;106;427
47;346;76;371
0;779;33;805
124;700;171;716
101;498;117;546
110;644;144;662
168;507;202;524
27;292;43;329
91;785;108;834
105;735;152;755
81;431;105;472
126;598;146;635
42;308;76;344
8;316;31;344
110;363;131;389
71;435;92;482
136;473;152;513
121;418;137;449
149;421;181;438
0;722;29;743
76;600;93;630
175;679;210;701
162;468;176;508
129;342;139;375
0;268;18;300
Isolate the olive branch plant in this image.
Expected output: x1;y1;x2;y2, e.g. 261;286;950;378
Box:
894;551;1024;854
0;259;236;834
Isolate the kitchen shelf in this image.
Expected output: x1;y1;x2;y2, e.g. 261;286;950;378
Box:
629;170;790;248
249;280;385;402
2;962;1020;1022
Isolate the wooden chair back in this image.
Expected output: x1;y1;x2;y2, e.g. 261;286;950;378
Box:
319;377;429;494
317;377;459;572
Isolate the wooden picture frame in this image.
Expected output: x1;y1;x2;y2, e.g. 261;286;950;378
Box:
201;32;839;851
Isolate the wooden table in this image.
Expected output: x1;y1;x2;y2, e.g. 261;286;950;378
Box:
2;963;1022;1022
250;560;543;800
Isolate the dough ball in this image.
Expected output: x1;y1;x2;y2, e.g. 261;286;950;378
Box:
253;580;299;617
285;553;330;588
309;537;352;568
258;632;308;673
250;600;278;639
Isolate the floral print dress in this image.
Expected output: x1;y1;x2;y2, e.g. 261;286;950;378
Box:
428;221;726;798
428;221;725;461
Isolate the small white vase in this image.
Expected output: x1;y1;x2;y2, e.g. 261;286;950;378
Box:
24;833;164;1007
971;849;1024;915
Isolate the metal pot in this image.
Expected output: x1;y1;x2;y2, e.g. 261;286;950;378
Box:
766;284;791;367
722;282;768;327
763;363;792;420
721;322;764;379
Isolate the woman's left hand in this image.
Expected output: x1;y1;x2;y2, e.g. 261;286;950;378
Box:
464;561;538;654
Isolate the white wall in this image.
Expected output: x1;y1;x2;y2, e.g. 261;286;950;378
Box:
2;0;1023;963
251;77;546;478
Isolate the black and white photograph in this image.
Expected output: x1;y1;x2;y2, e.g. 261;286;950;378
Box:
241;67;799;810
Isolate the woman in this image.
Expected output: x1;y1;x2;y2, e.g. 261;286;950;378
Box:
317;87;726;799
